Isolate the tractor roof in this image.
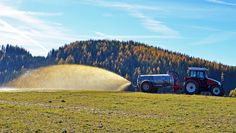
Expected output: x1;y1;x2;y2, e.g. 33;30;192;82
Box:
188;67;208;71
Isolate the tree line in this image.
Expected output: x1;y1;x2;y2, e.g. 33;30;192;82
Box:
1;40;236;94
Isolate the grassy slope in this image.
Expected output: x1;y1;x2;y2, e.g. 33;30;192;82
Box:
0;92;235;132
7;65;130;91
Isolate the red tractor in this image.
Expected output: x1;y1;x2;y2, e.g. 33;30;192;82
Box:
137;67;224;96
183;67;224;96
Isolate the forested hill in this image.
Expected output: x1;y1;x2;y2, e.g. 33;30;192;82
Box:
1;40;236;93
0;45;47;83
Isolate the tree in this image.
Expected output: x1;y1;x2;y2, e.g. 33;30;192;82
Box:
58;58;65;64
65;55;75;64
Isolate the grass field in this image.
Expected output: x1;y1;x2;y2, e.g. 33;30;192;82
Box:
0;91;235;132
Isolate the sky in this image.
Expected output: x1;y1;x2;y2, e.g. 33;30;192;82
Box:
0;0;236;66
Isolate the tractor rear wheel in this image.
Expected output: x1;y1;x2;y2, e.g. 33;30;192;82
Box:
211;86;224;96
184;80;199;95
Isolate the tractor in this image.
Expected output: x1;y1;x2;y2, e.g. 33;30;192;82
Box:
184;67;224;96
137;67;224;96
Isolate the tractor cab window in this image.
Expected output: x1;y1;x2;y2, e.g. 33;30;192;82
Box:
197;71;205;79
189;70;206;79
189;71;196;77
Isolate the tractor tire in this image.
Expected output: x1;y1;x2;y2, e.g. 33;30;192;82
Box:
184;80;199;95
141;82;153;93
211;86;224;96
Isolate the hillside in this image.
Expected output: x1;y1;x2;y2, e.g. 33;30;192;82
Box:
6;65;130;91
0;91;235;132
48;40;236;93
1;40;236;93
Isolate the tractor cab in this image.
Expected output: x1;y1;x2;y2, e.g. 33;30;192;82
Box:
184;67;223;96
187;67;208;79
185;67;209;90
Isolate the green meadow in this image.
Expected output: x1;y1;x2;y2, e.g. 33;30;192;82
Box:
0;91;235;132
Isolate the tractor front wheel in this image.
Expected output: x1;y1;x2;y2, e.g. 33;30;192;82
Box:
211;86;224;96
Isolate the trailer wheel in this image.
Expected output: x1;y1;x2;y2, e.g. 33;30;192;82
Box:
211;86;224;96
141;82;152;93
184;80;199;95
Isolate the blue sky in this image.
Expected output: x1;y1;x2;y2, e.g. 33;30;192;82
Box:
0;0;236;66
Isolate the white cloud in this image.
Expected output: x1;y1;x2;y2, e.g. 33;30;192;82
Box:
0;19;48;52
84;0;165;11
0;2;77;56
0;4;63;17
84;0;179;37
207;0;236;6
129;10;179;36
